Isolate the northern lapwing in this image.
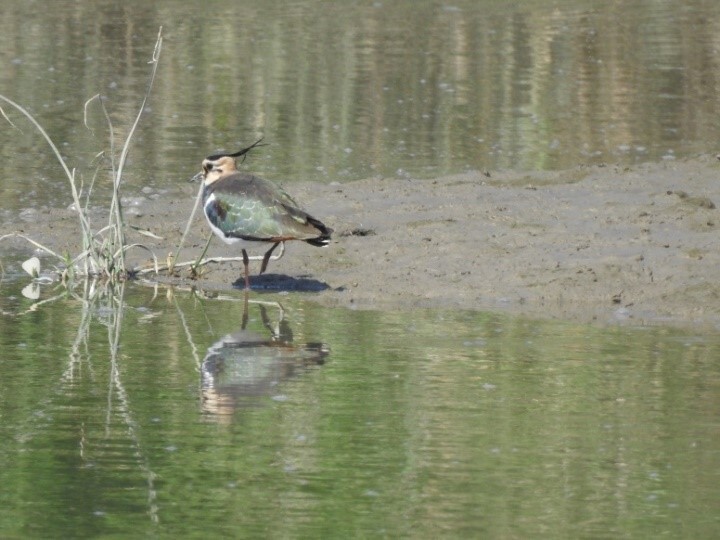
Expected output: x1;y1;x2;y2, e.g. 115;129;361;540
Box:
196;139;332;289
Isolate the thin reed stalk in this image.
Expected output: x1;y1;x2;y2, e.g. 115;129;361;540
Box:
0;27;164;282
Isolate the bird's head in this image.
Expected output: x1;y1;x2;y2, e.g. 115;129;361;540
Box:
198;155;237;186
192;138;267;185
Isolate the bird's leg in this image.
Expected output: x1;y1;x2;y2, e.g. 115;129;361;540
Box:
260;242;280;274
242;249;250;290
241;289;249;329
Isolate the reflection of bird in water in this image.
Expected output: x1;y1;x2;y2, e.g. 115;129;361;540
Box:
201;299;328;419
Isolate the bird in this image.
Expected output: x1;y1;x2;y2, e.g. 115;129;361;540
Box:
196;139;332;289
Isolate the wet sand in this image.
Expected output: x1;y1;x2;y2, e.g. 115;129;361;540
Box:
4;156;720;327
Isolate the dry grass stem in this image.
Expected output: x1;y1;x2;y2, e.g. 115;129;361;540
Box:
0;28;164;283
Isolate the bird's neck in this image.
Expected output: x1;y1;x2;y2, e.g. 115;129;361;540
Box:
201;182;214;203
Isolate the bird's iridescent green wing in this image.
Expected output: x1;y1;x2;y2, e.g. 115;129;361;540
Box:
207;174;321;241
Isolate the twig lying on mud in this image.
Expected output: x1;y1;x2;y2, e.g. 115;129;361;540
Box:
134;244;286;276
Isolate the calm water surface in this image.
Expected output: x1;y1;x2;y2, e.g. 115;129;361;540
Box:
2;0;720;212
2;1;720;537
0;279;718;537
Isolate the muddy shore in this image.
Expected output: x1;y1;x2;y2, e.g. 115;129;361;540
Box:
3;156;720;327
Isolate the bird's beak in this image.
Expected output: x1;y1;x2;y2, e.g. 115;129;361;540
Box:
190;171;203;183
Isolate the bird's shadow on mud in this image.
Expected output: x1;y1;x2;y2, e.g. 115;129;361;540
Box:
233;273;330;292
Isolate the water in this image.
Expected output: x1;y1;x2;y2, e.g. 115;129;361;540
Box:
3;0;720;213
0;279;718;537
2;0;720;536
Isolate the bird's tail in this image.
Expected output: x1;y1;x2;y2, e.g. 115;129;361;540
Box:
305;216;333;247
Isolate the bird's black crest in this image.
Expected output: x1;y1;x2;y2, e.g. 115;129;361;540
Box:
206;138;267;163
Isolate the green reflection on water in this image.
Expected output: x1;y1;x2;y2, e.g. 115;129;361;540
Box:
3;0;720;213
0;279;718;537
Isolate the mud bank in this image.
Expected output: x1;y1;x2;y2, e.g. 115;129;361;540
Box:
3;156;720;327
